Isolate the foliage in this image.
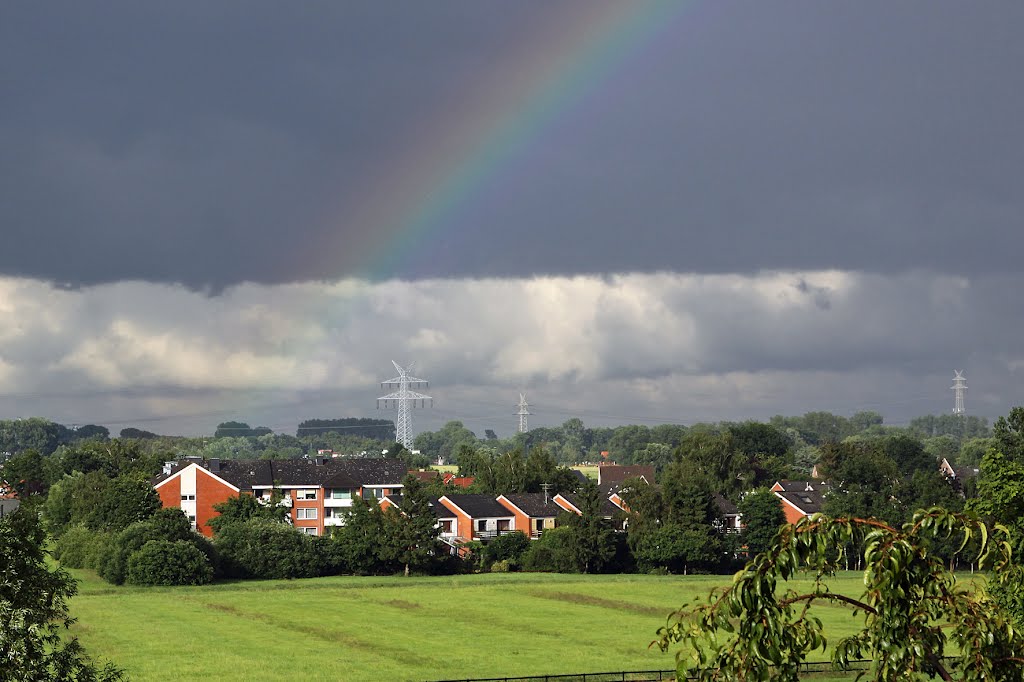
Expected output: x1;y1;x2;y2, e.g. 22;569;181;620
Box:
332;496;387;573
521;526;577;572
97;509;213;585
1;509;124;681
563;481;616;573
214;421;272;438
44;471;160;536
633;523;721;575
53;525;112;570
207;492;290;534
379;476;442;576
215;519;323;579
738;488;786;556
655;508;1024;681
297;417;396;442
0;448;51;497
126;540;214;586
482;530;531;569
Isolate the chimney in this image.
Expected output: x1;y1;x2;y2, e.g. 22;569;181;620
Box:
208;458;221;473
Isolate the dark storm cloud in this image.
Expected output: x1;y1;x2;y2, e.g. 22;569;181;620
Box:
2;2;1021;288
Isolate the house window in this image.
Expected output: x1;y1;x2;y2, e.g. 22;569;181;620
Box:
330;489;352;500
362;488;381;500
296;508;318;520
296;489;317;500
300;527;318;536
439;520;453;534
497;519;511;532
181;494;195;501
476;520;487;532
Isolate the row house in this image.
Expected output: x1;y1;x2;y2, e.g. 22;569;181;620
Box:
152;456;407;537
382;492;563;547
438;494;516;542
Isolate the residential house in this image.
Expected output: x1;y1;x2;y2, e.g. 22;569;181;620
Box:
379;494;460;551
597;464;655;486
770;480;831;524
152;456;407;537
441;473;475;489
713;493;742;533
553;484;628;529
496;493;560;538
437;494;516;542
939;458;979;497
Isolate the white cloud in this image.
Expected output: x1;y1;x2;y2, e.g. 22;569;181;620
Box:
0;270;1016;434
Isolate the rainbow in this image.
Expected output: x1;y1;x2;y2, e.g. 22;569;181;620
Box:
318;0;694;278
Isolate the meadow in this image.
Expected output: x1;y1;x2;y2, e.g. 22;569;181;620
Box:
66;569;879;681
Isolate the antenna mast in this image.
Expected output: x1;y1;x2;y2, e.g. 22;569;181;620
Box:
516;393;531;433
377;361;432;449
951;370;967;416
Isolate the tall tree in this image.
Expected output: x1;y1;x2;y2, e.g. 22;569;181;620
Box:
565;481;615;573
382;476;441;576
738;488;786;556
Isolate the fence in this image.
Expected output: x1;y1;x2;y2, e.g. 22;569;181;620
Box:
434;657;959;682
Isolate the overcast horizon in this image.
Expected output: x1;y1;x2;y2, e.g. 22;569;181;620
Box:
2;2;1022;438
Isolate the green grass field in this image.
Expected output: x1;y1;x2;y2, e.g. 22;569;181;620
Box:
65;569;887;681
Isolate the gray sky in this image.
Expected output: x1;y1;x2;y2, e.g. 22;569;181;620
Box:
1;2;1021;436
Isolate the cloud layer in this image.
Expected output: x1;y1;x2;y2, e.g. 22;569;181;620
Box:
0;271;1017;435
2;3;1022;287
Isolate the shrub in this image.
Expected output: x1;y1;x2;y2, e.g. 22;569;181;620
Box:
97;509;216;585
482;530;530;568
126;540;213;586
521;527;576;572
214;519;324;579
52;525;106;569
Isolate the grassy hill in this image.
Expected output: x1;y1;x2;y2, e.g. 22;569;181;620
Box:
66;569;876;681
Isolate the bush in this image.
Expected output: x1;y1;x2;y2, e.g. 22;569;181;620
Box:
126;540;213;586
214;519;324;579
521;527;576;572
482;531;530;569
97;509;216;585
52;525;107;569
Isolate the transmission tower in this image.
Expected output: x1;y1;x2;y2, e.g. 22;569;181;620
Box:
951;370;967;416
377;361;432;449
516;393;531;433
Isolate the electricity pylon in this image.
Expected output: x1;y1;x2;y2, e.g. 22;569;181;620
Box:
952;370;967;416
377;362;432;449
516;393;531;433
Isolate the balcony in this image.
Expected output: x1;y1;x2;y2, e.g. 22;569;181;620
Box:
472;529;517;541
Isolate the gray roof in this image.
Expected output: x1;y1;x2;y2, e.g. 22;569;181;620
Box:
597;465;656;486
152;457;407;491
440;494;515;519
382;495;456;519
500;493;560;518
775;488;828;515
0;498;20;518
714;493;738;516
555;491;622;517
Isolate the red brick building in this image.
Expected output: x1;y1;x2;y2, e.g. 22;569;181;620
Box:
152;456;407;537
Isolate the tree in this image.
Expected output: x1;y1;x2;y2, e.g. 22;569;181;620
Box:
655;509;1024;681
380;476;441;576
207;492;289;535
564;481;615;573
0;448;50;497
1;509;123;681
738;488;786;556
214;519;322;580
125;540;214;586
